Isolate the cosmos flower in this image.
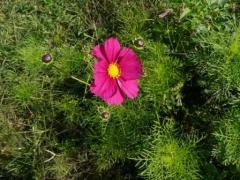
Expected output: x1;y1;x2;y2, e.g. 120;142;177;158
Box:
90;37;143;105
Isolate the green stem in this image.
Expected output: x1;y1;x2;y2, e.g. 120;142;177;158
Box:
71;76;90;86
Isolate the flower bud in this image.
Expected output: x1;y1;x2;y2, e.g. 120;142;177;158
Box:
101;111;110;120
134;38;144;48
42;53;52;63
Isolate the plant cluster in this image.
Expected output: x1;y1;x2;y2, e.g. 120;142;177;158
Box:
1;0;240;179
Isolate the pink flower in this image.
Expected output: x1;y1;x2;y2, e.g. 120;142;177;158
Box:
90;37;143;105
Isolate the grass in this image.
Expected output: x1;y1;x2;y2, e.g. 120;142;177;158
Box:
1;0;240;179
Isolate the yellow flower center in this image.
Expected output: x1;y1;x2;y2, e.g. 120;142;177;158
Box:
107;63;121;78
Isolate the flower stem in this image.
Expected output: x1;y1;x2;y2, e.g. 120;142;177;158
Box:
71;76;90;86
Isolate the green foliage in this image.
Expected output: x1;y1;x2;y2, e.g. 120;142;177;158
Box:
137;121;200;180
92;103;153;171
186;4;240;105
55;94;83;124
141;41;184;109
17;38;47;75
49;154;72;179
54;47;85;78
190;24;240;102
12;75;42;107
213;109;240;168
116;1;150;42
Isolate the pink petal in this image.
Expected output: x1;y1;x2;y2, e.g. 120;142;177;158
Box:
91;44;107;62
118;79;139;99
90;83;98;94
92;72;108;88
91;78;118;99
104;37;121;63
118;48;143;80
104;88;124;105
94;59;108;73
91;60;108;87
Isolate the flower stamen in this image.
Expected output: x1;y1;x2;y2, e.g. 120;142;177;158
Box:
107;63;121;78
